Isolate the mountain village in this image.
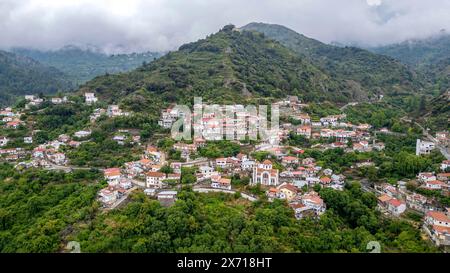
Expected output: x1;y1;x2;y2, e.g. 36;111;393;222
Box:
0;92;449;248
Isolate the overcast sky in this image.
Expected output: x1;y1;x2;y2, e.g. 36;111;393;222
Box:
1;0;449;53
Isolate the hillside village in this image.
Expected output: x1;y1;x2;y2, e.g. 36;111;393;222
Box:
0;92;449;249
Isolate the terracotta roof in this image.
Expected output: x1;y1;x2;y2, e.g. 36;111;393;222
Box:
279;183;298;193
420;172;435;177
388;198;404;207
146;146;158;152
427;211;450;222
219;178;231;184
262;159;272;165
303;195;323;205
378;194;392;203
426;180;446;185
282;156;298;162
146;171;166;177
139;158;152;164
104;168;121;177
289;203;305;209
432;225;450;234
320;177;332;183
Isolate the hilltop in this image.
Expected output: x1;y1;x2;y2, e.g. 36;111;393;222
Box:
79;24;408;113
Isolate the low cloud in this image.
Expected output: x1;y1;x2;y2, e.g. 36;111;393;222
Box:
0;0;449;53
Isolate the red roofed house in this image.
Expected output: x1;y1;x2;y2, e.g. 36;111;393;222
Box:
426;210;450;227
301;191;326;216
319;176;332;185
418;172;437;182
266;187;279;199
146;172;167;188
425;210;450;246
6;121;21;129
378;193;406;215
423;180;446;190
277;182;298;201
387;198;406;216
104;168;121;183
211;177;231;190
282;156;299;166
297;125;311;139
437;173;450;182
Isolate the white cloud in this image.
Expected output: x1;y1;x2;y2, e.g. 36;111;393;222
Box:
366;0;382;6
0;0;449;53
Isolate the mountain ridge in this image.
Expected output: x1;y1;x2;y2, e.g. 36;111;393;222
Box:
79;24;366;113
241;22;427;100
0;50;74;105
12;46;163;85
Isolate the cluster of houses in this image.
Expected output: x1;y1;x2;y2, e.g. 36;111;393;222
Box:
372;167;450;246
1;107;24;130
30;136;70;166
97;145;182;207
424;209;450;246
99;167;133;206
417;171;450;193
24;95;69;108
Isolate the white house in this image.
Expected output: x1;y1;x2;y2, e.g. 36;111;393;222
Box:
24;95;35;101
416;139;435;156
423;180;446;190
241;160;255;171
85;93;98;104
425;210;450;228
104;168;121;184
51;97;67;104
387;199;406;216
146;172;166;188
199;166;216;179
99;188;117;205
0;136;9;147
441;160;450;172
418;172;437;182
211;177;232;190
74;130;91;138
23;136;33;144
301;191;326;216
48;153;66;165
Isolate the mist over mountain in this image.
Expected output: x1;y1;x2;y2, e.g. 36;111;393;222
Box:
241;22;427;100
13;46;163;85
369;32;450;92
